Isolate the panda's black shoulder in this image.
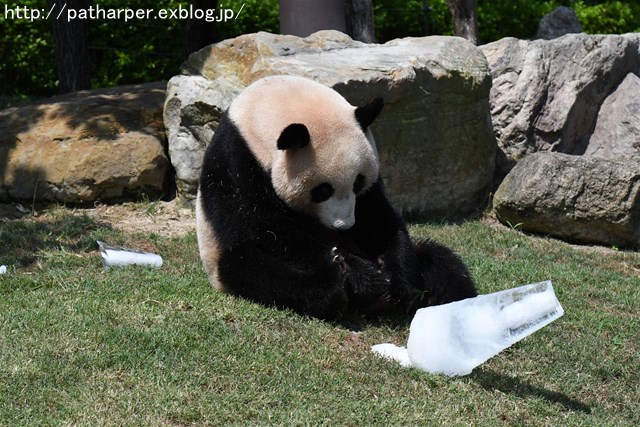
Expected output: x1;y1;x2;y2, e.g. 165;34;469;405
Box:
202;114;243;168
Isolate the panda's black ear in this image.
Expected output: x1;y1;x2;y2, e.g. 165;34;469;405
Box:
277;123;310;150
355;98;384;130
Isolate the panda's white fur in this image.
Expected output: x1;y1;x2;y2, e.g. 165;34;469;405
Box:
228;75;379;230
195;189;223;291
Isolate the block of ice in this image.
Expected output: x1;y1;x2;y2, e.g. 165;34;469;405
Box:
370;343;411;367
98;241;163;269
372;281;564;376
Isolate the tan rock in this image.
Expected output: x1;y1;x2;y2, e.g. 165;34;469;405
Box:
494;152;640;248
481;34;640;178
585;72;640;160
0;82;168;203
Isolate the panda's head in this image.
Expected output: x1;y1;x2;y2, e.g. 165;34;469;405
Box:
229;75;384;230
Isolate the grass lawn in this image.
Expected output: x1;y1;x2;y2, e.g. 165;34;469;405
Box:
1;205;638;426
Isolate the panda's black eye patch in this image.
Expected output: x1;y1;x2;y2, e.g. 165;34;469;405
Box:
311;183;335;203
353;174;366;195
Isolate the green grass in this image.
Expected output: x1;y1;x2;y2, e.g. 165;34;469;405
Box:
1;210;638;426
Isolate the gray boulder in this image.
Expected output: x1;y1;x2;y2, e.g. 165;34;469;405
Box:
0;83;168;203
537;6;582;40
481;33;640;177
585;72;640;160
164;31;496;220
493;152;640;248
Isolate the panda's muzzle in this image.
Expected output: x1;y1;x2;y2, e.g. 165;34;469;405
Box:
332;217;355;231
317;193;357;231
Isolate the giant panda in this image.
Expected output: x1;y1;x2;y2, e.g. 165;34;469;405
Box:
196;75;477;321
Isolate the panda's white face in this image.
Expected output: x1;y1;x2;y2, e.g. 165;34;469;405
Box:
228;75;383;231
270;123;379;231
310;173;368;230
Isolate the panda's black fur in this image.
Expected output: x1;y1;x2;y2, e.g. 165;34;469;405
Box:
197;76;477;321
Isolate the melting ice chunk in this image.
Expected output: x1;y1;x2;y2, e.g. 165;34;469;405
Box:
98;241;163;269
372;281;564;376
370;343;412;367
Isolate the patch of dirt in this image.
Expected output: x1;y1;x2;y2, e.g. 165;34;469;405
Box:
0;199;196;238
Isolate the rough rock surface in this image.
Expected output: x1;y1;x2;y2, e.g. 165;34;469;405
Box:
493;152;640;248
585;72;640;160
165;30;496;220
0;83;168;203
481;33;640;177
536;6;582;40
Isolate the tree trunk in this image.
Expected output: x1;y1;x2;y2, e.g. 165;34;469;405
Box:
48;0;91;93
185;0;220;56
345;0;376;43
280;0;346;37
447;0;479;45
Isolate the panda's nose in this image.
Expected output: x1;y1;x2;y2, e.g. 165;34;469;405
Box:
332;217;355;230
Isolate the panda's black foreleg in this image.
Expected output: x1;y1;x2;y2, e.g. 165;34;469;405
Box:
217;242;350;320
412;239;477;309
332;248;398;316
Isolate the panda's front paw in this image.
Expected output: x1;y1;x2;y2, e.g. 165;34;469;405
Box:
376;255;387;276
331;247;348;274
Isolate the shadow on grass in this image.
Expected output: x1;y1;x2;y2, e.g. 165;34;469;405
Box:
0;212;113;268
472;368;592;414
335;314;413;331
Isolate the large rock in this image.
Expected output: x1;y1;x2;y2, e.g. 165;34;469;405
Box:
493;152;640;248
585;72;640;160
536;6;581;40
481;34;640;177
0;83;168;203
165;31;496;220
